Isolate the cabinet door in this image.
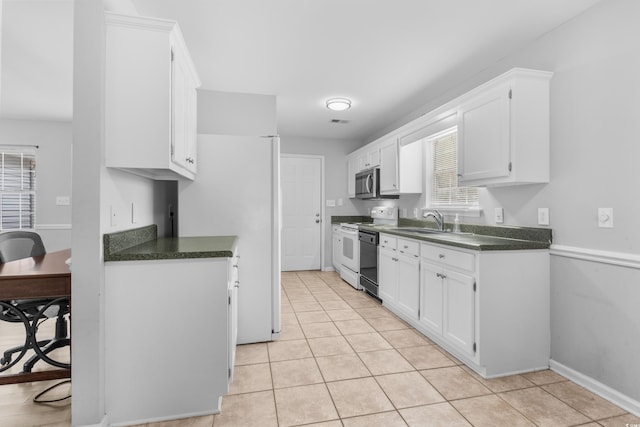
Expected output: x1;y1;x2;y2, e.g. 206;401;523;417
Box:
458;83;511;184
419;261;443;334
397;254;420;319
378;247;398;304
443;269;475;356
228;255;239;383
347;155;358;198
368;147;381;168
171;44;197;174
379;140;398;194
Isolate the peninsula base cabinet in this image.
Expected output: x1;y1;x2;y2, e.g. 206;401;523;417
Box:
105;253;238;425
383;238;549;379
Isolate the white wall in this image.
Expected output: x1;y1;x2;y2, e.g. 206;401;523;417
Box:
0;118;72;250
280;135;366;269
72;1;157;425
197;89;277;136
356;0;640;411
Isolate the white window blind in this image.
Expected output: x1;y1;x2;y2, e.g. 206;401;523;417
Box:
430;130;478;207
0;149;37;230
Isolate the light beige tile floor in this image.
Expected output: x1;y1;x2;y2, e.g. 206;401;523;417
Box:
2;270;639;427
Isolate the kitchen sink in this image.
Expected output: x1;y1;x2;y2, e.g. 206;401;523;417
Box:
389;227;474;236
388;227;444;234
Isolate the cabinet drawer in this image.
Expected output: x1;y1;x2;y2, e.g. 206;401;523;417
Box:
420;243;475;272
398;238;420;258
379;234;397;250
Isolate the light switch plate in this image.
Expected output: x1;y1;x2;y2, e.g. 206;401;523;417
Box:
110;205;118;227
494;207;504;224
538;208;550;226
598;208;613;228
326;199;336;207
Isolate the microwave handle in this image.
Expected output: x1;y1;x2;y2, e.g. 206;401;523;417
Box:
365;174;372;194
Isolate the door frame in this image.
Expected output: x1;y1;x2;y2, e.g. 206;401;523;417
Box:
280;153;326;271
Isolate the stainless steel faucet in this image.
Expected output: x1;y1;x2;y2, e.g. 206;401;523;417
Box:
423;209;445;231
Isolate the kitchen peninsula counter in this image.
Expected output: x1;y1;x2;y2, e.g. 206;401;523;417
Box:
103;224;237;261
103;224;239;424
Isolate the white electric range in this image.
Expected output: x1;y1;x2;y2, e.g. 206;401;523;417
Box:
338;206;398;289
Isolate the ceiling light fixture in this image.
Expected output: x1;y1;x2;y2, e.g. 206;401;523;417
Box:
326;98;352;111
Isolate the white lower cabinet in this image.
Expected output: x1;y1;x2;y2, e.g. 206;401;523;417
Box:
379;233;550;378
379;234;420;320
378;245;398;303
420;260;475;357
419;242;476;358
105;253;238;424
227;251;240;384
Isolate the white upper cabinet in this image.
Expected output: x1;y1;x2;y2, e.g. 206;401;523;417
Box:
358;145;381;171
346;155;359;198
458;68;553;187
105;13;201;180
379;139;399;194
379;138;422;195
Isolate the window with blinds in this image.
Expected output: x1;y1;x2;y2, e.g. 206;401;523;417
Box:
0;149;37;230
429;129;478;207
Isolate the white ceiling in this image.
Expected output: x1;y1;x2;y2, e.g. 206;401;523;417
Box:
1;0;602;141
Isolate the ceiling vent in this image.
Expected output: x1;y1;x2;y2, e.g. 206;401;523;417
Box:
330;119;350;124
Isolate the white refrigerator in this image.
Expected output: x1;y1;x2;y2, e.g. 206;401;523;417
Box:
179;134;281;344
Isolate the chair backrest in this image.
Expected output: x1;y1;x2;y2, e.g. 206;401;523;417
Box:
0;231;46;263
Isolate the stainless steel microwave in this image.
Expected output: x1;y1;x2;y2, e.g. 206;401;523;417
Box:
355;168;378;199
355;167;399;200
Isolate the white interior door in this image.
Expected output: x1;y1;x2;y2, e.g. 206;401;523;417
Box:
281;156;322;271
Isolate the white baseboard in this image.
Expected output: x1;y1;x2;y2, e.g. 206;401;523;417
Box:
77;415;108;427
321;266;336;272
550;359;640;417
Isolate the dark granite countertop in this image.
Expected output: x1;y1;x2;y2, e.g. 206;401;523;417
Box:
104;225;238;261
359;223;551;251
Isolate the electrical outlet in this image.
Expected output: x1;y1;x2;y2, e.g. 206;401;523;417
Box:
56;196;70;206
412;208;418;218
598;208;613;228
494;207;504;224
538;208;550;226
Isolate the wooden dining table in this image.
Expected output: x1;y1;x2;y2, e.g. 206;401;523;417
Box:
0;248;71;385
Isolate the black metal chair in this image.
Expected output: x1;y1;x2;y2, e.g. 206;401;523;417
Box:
0;231;70;373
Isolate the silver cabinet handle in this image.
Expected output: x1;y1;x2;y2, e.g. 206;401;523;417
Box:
439;254;445;259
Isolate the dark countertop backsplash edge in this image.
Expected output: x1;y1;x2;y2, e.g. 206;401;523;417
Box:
103;224;158;261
